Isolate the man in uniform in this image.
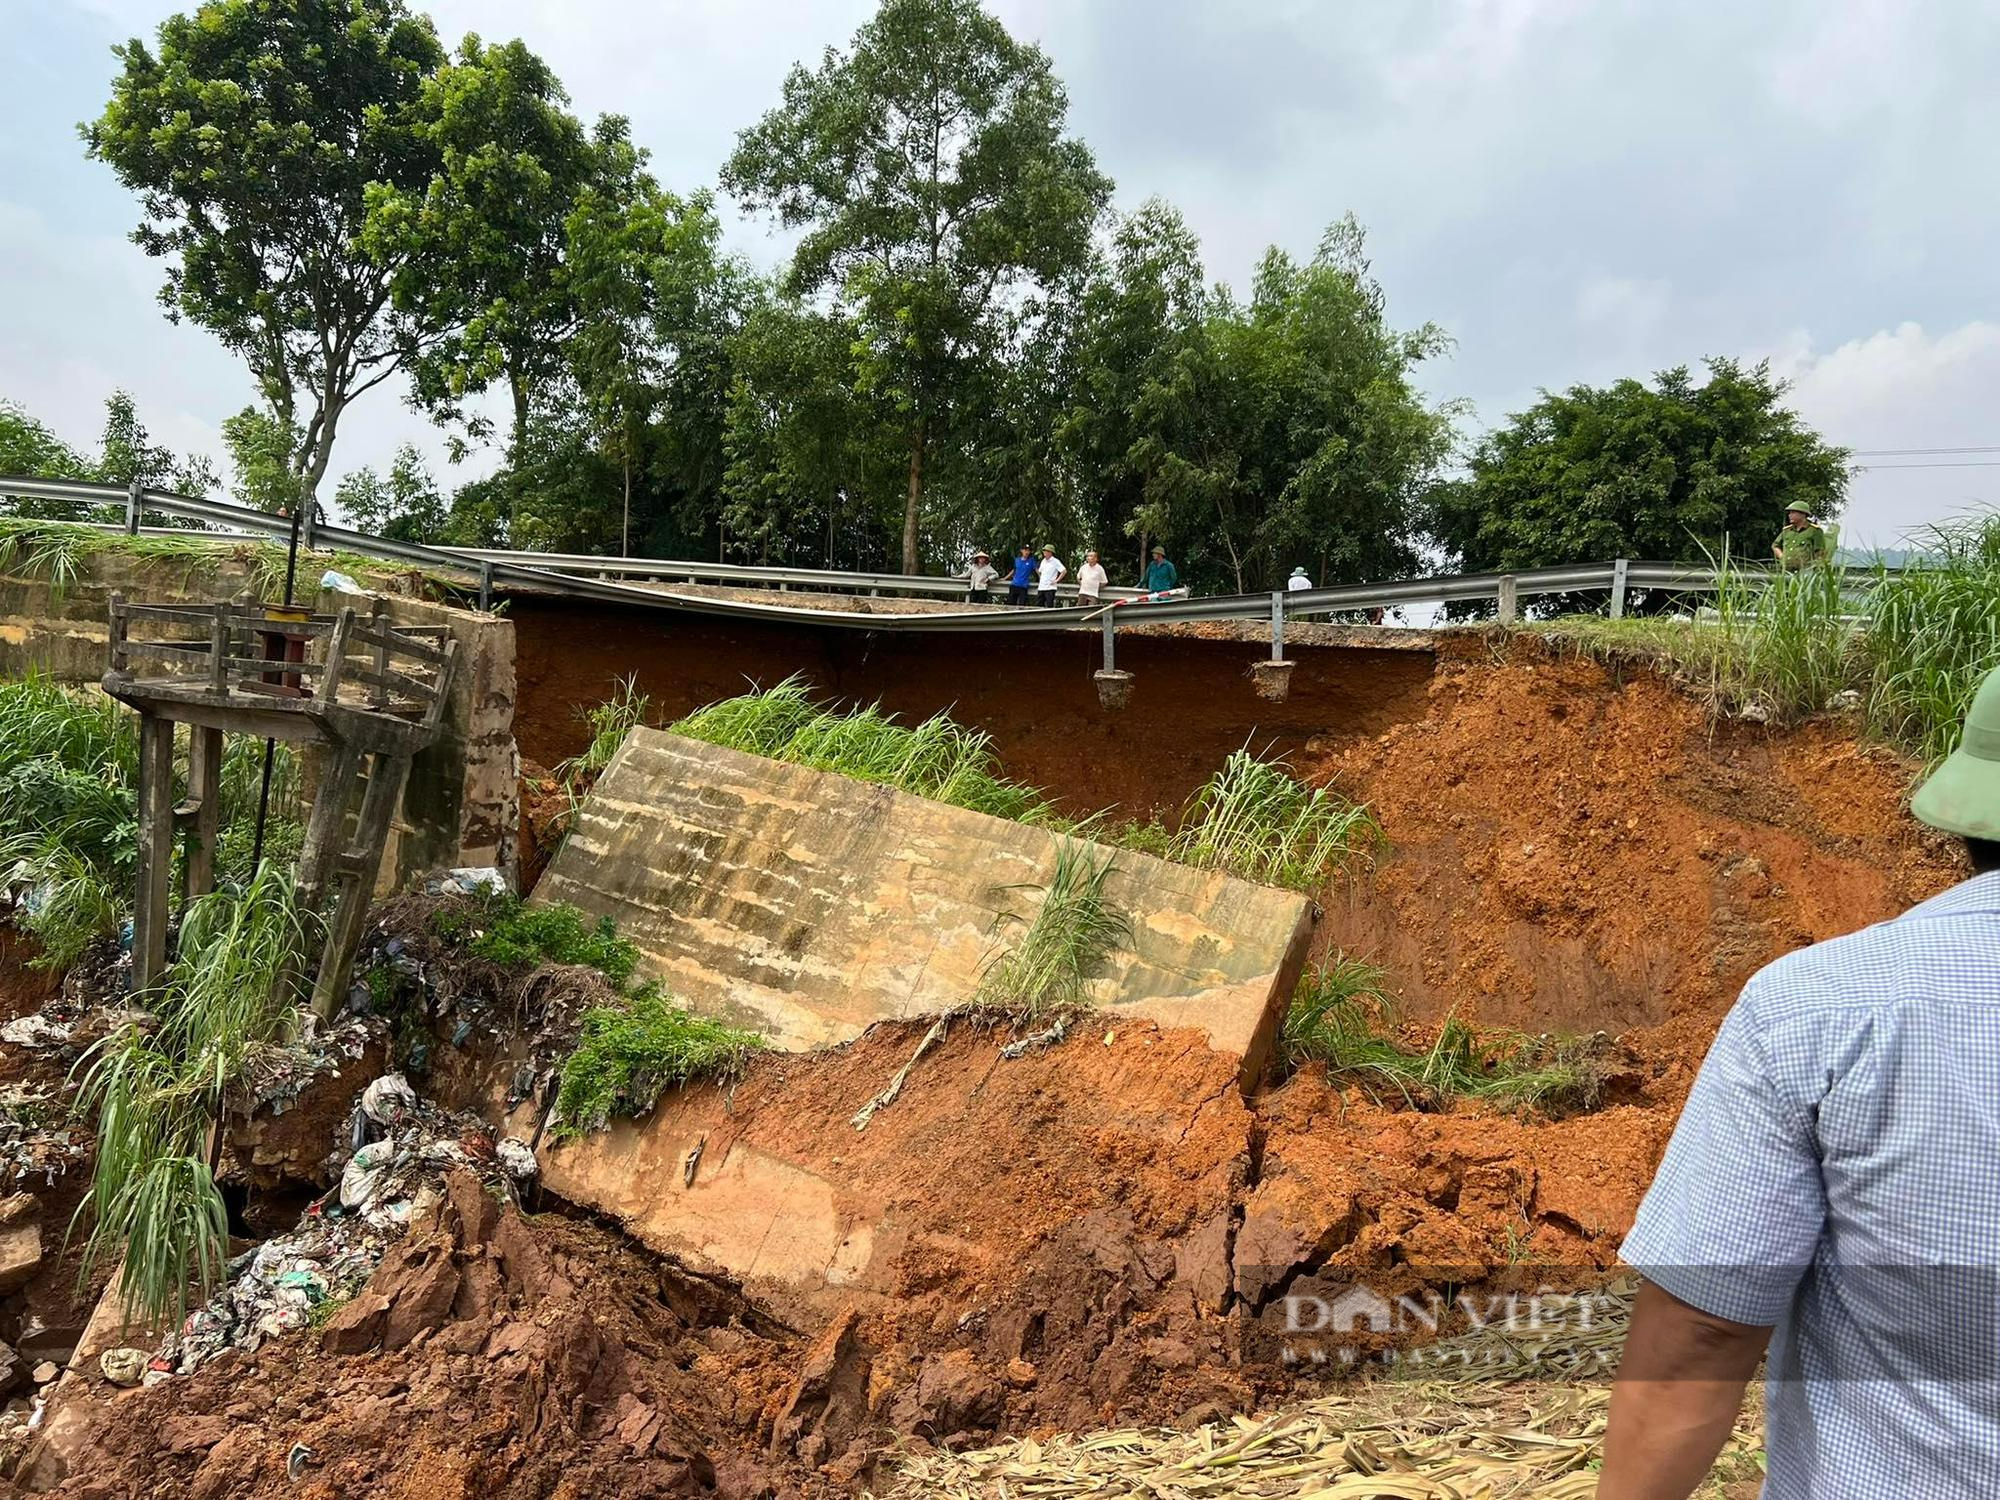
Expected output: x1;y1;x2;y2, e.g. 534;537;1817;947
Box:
1772;504;1831;570
1600;665;2000;1498
1144;545;1178;594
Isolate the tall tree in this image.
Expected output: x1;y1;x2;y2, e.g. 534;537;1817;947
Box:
85;0;452;512
1431;358;1851;578
1125;218;1456;595
1064;199;1207;581
365;36;596;455
724;0;1111;572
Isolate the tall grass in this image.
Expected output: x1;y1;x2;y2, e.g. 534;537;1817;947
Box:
974;839;1131;1019
1541;515;2000;766
557;675;653;792
0;677;301;964
672;676;1055;823
75;865;311;1324
1164;748;1382;892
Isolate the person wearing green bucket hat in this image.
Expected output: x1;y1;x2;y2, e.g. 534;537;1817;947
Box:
1601;670;2000;1499
1910;666;2000;846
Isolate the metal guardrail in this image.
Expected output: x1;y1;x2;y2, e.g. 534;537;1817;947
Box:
0;472;1857;643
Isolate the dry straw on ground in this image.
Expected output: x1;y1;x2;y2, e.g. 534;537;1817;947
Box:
883;1280;1765;1499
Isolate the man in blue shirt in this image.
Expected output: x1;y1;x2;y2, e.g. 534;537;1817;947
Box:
1144;545;1178;594
1006;545;1035;606
1602;666;2000;1499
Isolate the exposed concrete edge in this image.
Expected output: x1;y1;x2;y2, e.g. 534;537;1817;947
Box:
538;730;1313;1092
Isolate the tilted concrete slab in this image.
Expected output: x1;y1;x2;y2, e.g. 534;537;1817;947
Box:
535;729;1314;1085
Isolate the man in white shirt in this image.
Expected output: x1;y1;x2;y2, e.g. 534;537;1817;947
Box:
1035;547;1066;607
1077;549;1108;603
1287;566;1311;592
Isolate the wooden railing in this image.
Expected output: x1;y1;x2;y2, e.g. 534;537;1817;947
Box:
106;593;453;725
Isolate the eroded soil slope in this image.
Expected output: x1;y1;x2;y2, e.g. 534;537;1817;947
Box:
1314;634;1960;1043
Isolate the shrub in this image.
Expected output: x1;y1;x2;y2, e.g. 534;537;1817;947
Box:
1168;748;1382;892
974;839;1131;1019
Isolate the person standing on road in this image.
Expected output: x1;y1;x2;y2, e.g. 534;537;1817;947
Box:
1145;545;1178;594
965;550;997;604
1600;664;2000;1500
1007;545;1035;606
1772;505;1831;570
1077;549;1108;604
1035;546;1067;607
1287;566;1311;592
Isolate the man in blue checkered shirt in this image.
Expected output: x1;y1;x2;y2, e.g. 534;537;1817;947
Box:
1601;665;2000;1500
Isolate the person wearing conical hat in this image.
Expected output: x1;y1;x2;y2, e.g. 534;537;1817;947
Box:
1772;502;1831;571
1603;669;2000;1498
965;549;997;605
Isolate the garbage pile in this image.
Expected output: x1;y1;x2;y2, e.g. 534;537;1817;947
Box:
231;1016;379;1117
0;1084;88;1187
157;1072;538;1377
345;888;606;1097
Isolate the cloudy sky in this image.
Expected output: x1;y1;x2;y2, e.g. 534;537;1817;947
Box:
7;0;1998;549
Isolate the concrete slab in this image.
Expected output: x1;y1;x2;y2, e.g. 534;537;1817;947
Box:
535;729;1314;1085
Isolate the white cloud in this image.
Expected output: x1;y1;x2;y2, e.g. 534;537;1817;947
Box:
1769;0;1922;127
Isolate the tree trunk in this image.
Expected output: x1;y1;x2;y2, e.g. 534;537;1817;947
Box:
621;441;631;558
1136;531;1148;587
508;366;530;461
902;420;925;575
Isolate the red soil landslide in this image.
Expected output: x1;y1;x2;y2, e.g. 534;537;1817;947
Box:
7;639;1972;1495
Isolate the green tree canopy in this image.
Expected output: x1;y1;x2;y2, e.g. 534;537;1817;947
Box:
333;443;446;542
1124;217;1457;595
724;0;1112;572
1431;358;1851;574
86;0;453;510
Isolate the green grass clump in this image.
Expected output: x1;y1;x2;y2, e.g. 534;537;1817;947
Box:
1282;958;1610;1117
1165;748;1382;892
1865;518;2000;764
974;839;1131;1019
551;984;763;1139
0;675;301;965
435;890;639;985
75;865;312;1325
556;675;652;793
671;676;1054;823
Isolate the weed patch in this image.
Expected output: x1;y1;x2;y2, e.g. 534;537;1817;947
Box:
551;985;762;1139
1283;959;1612;1117
1161;748;1382;892
974;839;1130;1021
671;676;1054;823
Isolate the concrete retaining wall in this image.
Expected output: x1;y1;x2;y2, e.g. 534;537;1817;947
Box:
0;550;518;887
537;729;1315;1084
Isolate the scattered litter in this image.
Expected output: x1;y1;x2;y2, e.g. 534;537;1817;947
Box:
288;1441;315;1480
496;1137;538;1182
165;1079;522;1375
0;1016;71;1051
999;1015;1071;1059
319;569;366;595
426;867;510;898
852;1015;950;1131
0;1084;88;1186
235;1020;377;1117
360;1073;418;1128
98;1347;147;1387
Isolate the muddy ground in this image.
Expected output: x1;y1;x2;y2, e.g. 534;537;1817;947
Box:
0;636;1964;1497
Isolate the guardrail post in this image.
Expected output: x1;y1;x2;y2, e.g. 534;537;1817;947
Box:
125;477;142;536
1497;574;1518;623
478;560;493;612
1270;591;1285;662
1101;610;1116;673
1610;557;1629;619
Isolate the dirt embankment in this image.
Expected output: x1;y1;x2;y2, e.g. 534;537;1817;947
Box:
506;598;1435;820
